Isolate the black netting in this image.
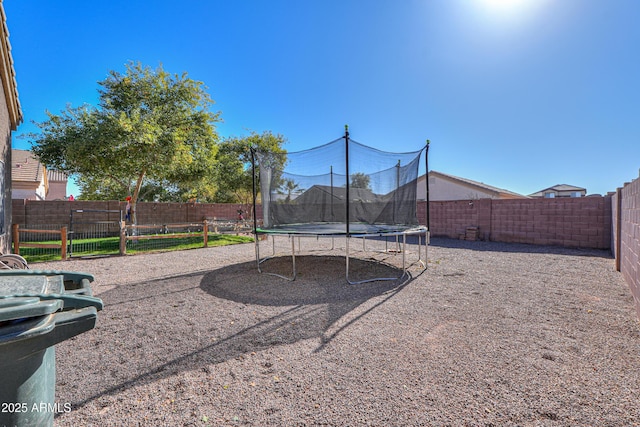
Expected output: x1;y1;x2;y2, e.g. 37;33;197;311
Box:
254;135;425;234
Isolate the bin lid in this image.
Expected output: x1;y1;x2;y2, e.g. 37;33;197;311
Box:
0;275;63;298
0;273;103;324
0;296;63;323
0;276;64;323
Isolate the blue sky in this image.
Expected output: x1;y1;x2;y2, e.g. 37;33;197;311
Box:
5;0;640;197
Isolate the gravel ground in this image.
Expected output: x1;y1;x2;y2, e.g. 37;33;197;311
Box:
31;236;640;426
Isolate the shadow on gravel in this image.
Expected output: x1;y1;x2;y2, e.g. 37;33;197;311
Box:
60;255;416;414
202;255;410;306
200;255;416;351
429;237;613;258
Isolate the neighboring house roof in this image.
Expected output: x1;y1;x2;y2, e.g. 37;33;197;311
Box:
47;169;68;182
12;149;45;183
295;185;382;203
0;6;22;130
11;149;69;200
424;170;528;199
529;184;586;197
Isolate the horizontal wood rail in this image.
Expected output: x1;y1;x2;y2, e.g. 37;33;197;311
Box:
12;224;68;259
119;219;256;255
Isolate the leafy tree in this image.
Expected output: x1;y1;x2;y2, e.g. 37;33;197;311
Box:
29;61;221;222
74;175;132;201
76;175;214;202
214;131;287;207
350;172;371;190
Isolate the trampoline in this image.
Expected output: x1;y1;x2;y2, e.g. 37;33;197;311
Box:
251;126;430;284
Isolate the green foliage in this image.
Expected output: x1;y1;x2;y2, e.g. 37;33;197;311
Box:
214;131;287;204
74;175;130;201
29;61;221;211
350;172;371;190
76;176;194;202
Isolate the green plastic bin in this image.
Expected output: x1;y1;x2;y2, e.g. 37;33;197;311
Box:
0;270;103;427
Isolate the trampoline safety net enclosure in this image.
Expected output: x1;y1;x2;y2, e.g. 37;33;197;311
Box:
252;127;427;235
250;126;430;284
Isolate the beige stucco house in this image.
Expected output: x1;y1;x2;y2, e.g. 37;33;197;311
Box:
11;149;68;200
417;170;527;201
12;149;47;200
528;184;587;198
0;4;22;253
47;169;68;200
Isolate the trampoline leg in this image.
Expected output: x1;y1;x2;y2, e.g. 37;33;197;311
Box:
346;235;408;285
256;234;297;281
345;236;350;283
254;233;260;269
256;233;277;267
416;231;428;270
425;231;429;269
402;233;406;272
291;236;297;279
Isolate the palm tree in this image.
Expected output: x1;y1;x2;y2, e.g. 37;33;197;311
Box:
279;178;301;203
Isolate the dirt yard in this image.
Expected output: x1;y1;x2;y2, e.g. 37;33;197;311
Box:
32;237;640;426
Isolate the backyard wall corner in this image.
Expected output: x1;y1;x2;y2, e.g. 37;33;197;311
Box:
618;178;640;318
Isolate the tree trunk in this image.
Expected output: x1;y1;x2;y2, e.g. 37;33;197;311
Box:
130;170;146;234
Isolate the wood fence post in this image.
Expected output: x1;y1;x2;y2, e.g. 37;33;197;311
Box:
61;226;67;259
203;219;208;248
120;221;127;255
12;223;19;255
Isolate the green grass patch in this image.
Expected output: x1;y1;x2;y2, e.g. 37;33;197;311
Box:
125;233;252;254
17;233;254;263
17;251;62;263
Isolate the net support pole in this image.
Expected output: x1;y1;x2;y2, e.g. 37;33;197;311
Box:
330;165;334;220
425;140;430;231
345;125;350;237
250;147;258;234
395;160;400;224
251;147;261;271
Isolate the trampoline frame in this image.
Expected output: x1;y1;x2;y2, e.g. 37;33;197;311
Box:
254;226;429;284
251;126;431;284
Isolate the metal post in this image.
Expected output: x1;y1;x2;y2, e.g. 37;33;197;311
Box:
395;159;400;224
425;140;431;231
251;148;261;267
291;236;296;280
402;232;406;271
330;165;334;221
345;235;350;283
69;209;74;257
345;125;350;237
250;148;258;234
